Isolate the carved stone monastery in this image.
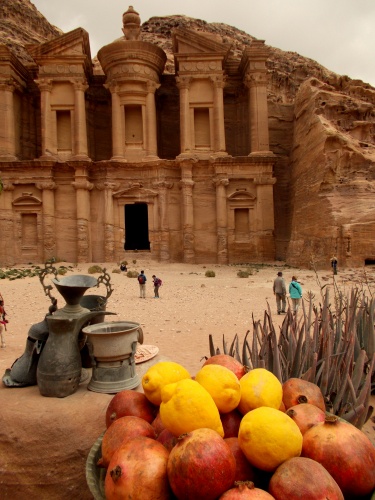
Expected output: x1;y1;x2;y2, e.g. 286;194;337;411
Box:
0;6;373;267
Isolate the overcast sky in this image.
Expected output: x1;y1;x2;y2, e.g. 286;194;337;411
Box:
31;0;375;87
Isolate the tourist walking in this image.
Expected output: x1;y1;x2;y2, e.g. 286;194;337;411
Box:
152;275;162;298
289;276;303;314
138;270;147;298
273;271;286;314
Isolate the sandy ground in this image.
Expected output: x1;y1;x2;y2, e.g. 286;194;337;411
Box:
0;259;374;444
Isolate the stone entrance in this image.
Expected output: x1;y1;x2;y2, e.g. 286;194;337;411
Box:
124;203;150;251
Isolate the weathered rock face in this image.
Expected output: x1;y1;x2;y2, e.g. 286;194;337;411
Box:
0;1;374;268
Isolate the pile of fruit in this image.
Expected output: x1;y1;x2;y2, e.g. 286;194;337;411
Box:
93;355;375;499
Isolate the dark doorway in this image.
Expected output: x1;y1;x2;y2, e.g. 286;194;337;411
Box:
124;203;150;250
365;259;375;266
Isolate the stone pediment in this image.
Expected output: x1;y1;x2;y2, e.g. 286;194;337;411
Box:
172;28;231;71
25;28;92;74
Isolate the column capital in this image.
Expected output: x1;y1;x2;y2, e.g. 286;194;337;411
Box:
72;180;94;191
244;72;268;88
36;181;56;190
35;79;53;92
253;176;276;185
2;182;15;191
179;179;195;189
0;80;16;93
146;81;160;93
209;74;227;88
153;180;173;190
176;76;192;90
72;79;89;92
213;177;229;188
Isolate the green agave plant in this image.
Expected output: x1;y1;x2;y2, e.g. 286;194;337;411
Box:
208;287;375;430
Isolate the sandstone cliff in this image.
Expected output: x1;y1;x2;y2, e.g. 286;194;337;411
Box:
1;0;375;267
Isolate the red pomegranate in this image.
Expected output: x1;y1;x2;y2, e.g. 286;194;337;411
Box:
219;481;275;499
268;457;344;499
151;411;166;437
286;403;326;435
105;389;158;428
98;415;156;468
167;427;236;500
221;410;243;438
157;428;178;452
282;378;325;411
203;354;246;379
225;437;256;483
302;415;375;498
105;436;171;499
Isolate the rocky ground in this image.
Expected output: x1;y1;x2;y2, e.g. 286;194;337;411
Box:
0;259;374;498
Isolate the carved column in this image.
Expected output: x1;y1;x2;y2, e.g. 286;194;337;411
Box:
103;182;117;262
214;177;229;264
179;161;196;263
176;77;192;154
146;81;160;158
72;80;89;159
242;41;271;154
253;176;276;230
36;79;54;158
36;181;57;260
211;75;227;154
72;174;93;263
107;83;125;160
153;181;173;261
0;81;17;160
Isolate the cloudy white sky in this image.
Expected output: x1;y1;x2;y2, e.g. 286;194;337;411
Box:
31;0;375;87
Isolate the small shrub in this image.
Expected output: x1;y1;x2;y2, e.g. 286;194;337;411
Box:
205;270;215;278
57;267;67;275
112;268;121;274
237;270;250;278
127;270;138;278
88;265;103;274
120;260;128;266
132;259;137;264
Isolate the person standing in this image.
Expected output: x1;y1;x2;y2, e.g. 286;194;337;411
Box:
0;298;7;348
331;256;338;275
152;275;162;298
289;276;303;314
273;271;286;314
138;270;147;298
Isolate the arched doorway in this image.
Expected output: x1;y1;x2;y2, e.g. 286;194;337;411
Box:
124;203;150;250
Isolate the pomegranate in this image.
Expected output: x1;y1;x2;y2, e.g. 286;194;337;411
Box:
302;414;375;498
268;457;344;499
221;410;243;438
219;481;275;499
151;411;166;437
203;354;246;379
282;378;325;411
105;389;158;428
167;427;236;499
286;403;326;434
225;437;256;483
105;436;171;499
157;428;178;452
98;415;156;468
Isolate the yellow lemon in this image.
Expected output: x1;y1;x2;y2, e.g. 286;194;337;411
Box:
142;361;191;405
195;364;241;413
238;406;303;471
159;378;224;437
238;368;282;414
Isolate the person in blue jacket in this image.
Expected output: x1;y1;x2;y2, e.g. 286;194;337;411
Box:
289;276;303;314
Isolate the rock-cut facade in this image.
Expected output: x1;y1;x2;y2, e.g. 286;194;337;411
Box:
0;6;277;265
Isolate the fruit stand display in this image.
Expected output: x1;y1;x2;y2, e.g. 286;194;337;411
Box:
87;357;375;500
